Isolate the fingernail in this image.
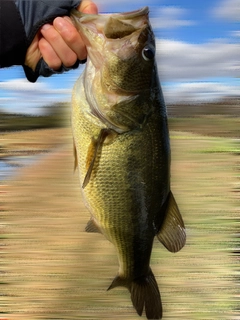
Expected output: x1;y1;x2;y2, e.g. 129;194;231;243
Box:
41;24;51;31
54;17;68;32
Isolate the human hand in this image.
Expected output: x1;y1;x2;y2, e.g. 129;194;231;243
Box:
39;0;98;70
24;0;98;81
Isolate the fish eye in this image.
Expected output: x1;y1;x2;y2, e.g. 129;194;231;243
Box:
142;45;155;61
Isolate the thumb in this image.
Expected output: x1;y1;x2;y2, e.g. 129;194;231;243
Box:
78;0;98;14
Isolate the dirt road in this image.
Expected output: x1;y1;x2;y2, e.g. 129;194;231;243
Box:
1;127;238;319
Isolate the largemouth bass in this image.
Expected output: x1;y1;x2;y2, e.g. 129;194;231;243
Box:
71;7;186;320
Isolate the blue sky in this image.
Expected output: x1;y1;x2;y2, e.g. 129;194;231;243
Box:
0;0;239;114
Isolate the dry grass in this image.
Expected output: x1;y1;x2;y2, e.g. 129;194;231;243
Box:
0;125;238;320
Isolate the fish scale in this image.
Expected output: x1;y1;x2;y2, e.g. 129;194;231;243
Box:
71;6;186;319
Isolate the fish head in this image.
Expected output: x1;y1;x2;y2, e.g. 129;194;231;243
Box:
71;7;158;132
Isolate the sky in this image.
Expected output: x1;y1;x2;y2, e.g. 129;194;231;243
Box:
0;0;239;114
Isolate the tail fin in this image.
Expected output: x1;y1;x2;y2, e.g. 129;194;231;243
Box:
108;268;162;319
131;269;162;319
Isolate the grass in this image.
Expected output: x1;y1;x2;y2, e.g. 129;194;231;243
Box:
0;117;239;320
168;116;240;138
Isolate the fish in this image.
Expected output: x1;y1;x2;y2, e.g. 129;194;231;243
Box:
71;6;186;320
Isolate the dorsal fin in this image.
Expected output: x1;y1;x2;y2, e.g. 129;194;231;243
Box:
156;191;186;253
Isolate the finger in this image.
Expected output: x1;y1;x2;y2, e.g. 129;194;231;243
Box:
39;37;62;70
53;17;87;61
24;32;42;71
41;24;78;67
78;0;98;14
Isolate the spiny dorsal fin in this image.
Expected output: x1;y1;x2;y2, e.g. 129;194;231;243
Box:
82;128;111;189
73;138;78;171
157;191;186;253
85;218;102;234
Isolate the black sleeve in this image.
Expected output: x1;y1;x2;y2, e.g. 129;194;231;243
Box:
0;0;27;68
16;0;80;46
0;0;80;70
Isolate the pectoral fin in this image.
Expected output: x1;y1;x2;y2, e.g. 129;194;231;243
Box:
73;138;78;171
82;128;111;189
156;191;186;253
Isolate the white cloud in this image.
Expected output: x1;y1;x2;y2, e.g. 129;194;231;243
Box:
156;39;240;81
162;81;239;104
155;38;239;103
0;78;71;114
0;78;70;95
231;30;240;37
150;6;195;30
0;78;43;89
213;0;240;21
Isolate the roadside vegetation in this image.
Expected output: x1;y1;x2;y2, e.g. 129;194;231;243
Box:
0;102;71;131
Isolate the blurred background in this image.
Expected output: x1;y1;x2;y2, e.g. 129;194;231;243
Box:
1;0;239;319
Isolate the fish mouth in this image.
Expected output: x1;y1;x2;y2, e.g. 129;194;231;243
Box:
71;6;150;73
70;6;149;50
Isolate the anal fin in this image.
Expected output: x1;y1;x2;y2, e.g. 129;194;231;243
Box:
157;191;186;253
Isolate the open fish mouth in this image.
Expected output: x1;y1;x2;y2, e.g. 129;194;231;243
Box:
70;6;150;62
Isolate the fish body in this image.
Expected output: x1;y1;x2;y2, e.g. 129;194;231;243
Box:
71;7;186;319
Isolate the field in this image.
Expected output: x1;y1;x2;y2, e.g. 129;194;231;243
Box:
0;117;239;320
